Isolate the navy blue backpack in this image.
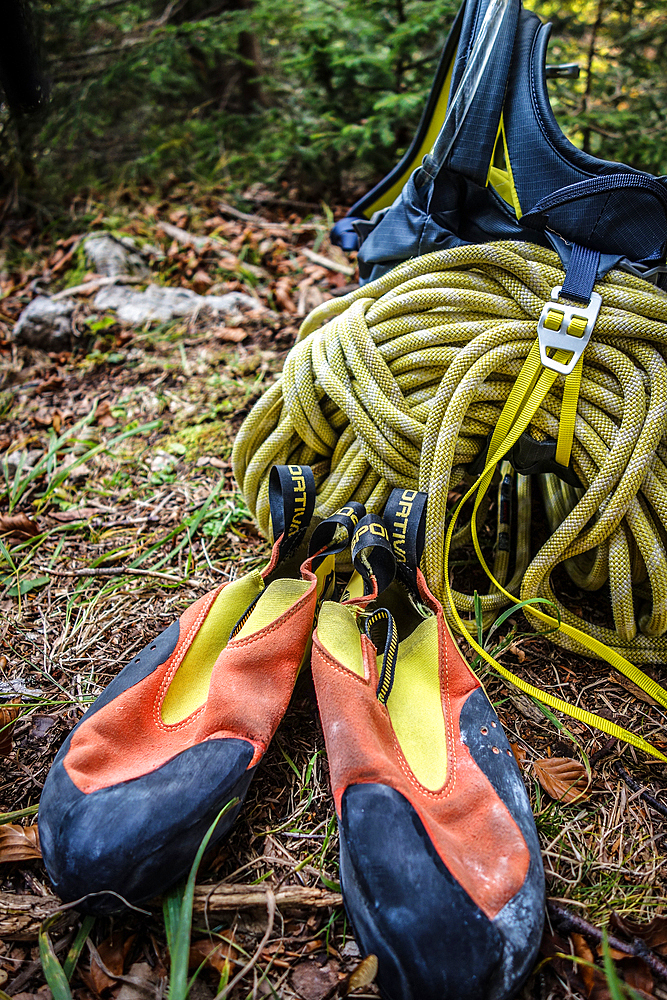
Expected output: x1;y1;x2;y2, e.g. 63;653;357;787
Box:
331;0;667;294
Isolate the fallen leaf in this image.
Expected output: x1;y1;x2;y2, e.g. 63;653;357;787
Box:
83;933;135;996
509;742;527;767
0;700;21;755
610;912;667;956
189;934;238;975
533;757;591;804
274;276;297;314
621;958;654;994
290;959;340;1000
95;401;116;428
346;954;378;993
49;506;100;523
192;270;213;294
572;932;601;997
0;513;39;539
0;824;41;862
115;961;160;1000
29;715;56;739
610;671;658;706
216;327;247;343
508;641;526;663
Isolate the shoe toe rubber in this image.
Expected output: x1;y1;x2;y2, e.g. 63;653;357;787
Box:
39;737;254;913
339;689;544;1000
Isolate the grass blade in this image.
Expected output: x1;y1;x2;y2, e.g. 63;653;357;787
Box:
62;915;96;981
39;915;74;1000
165;798;239;1000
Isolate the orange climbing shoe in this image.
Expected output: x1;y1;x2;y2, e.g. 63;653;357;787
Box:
311;490;545;1000
38;466;357;913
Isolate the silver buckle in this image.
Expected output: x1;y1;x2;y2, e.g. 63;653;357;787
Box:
537;286;601;376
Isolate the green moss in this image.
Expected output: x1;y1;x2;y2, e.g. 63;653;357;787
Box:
162;421;231;461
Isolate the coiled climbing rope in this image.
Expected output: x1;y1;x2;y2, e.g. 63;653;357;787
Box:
233;240;667;752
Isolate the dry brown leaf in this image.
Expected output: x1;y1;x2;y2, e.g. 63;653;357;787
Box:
189;935;238;976
216;327;247;343
610;671;659;706
508;642;526;663
290;959;340;1000
0;700;21;755
192;270;212;294
533;756;591;803
0;824;41;862
346;954;378;993
49;506;99;523
274;277;297;313
621;958;654;994
572;932;601;997
509;742;527;767
84;933;135;996
610;912;667;956
0;513;39;539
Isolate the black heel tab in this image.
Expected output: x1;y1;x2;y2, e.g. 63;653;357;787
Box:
308;501;366;570
383;489;428;587
268;465;316;559
351;514;396;598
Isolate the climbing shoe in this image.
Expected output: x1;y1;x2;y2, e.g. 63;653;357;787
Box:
311;489;545;1000
39;465;339;913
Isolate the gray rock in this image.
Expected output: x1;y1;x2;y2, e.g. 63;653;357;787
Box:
12;296;75;350
83;232;149;277
93;283;259;325
3;449;45;475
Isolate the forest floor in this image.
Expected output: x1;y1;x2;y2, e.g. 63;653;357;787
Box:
1;184;667;1000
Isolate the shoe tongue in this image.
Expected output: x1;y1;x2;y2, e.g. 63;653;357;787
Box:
351;514;396;598
268;465;316;558
382;489;428;587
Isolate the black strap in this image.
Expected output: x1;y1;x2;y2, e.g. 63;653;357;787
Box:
308;501;366;570
351;514;396;598
382;489;428;586
364;608;399;705
523;173;667;224
268;465;316;559
560;243;601;304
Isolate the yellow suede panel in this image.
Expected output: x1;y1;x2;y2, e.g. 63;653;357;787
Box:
317;602;365;678
340;571;365;604
161;571;265;724
233;578;311;640
386;616;447;790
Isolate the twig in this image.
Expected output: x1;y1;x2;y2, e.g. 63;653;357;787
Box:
218;202;324;233
547;899;667;983
243;196;323;212
157;221;266;278
215;889;275;1000
0;885;341;940
50;275;145;301
37;566;182;582
613;761;667;820
301;247;354;276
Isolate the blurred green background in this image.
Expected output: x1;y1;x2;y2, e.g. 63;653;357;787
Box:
2;0;666;209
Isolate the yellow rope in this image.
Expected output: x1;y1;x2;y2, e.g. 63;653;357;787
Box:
232;240;667;756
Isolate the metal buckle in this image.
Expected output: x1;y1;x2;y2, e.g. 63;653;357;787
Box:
537;286;601;376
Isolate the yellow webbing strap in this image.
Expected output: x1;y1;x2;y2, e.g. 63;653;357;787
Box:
443;342;667;761
555;356;583;468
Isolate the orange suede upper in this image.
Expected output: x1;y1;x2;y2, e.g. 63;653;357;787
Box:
311;570;530;922
65;567;318;794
